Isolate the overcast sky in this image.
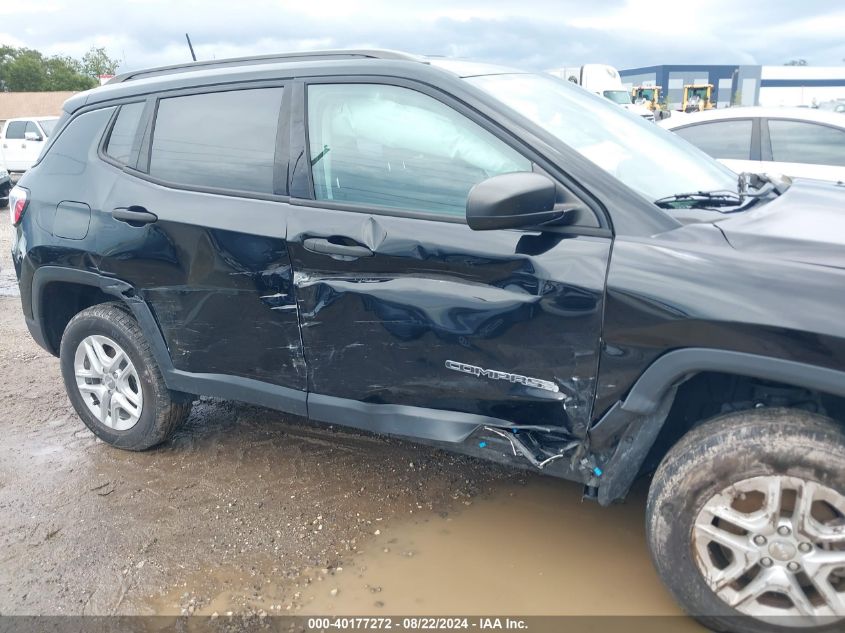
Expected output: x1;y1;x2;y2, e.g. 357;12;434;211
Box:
2;0;844;73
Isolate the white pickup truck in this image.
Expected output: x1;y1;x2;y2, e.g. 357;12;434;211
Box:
0;116;60;174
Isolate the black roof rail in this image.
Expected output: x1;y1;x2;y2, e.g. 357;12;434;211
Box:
109;49;426;84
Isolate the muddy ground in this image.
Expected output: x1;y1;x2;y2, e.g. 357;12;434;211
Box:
0;220;695;624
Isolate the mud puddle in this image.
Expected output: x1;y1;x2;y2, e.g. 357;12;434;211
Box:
145;475;704;626
296;476;702;627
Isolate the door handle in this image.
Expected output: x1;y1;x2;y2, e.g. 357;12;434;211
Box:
112;207;158;226
303;237;373;258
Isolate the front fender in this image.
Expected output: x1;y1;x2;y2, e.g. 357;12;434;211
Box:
591;348;845;505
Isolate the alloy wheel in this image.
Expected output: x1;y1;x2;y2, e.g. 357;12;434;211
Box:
73;334;143;431
693;475;845;626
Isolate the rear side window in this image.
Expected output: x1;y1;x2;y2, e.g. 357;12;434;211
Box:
5;121;26;139
673;119;753;160
104;102;145;165
149;88;283;194
306;83;531;217
768;119;845;167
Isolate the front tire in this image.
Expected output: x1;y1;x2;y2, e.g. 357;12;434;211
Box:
60;302;192;450
647;408;845;633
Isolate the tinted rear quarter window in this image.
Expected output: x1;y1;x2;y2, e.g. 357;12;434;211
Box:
674;119;753;160
38;108;115;178
767;119;845;167
104;102;146;165
149;88;283;194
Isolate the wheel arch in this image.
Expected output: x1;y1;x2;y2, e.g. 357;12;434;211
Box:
30;267;174;372
29;266;308;416
592;348;845;506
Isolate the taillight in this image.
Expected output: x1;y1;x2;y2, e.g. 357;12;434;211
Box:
9;186;29;225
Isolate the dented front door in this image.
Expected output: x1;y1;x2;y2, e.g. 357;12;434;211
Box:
285;78;610;436
287;209;610;436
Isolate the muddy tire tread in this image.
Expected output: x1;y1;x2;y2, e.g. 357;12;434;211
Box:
646;407;845;633
60;301;191;451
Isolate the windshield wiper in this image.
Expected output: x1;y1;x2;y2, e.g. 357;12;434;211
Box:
653;190;743;209
655;176;785;214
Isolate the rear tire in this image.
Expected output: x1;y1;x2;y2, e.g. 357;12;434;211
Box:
60;302;192;450
646;408;845;633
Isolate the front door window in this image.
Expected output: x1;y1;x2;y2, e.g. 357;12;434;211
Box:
307;83;531;218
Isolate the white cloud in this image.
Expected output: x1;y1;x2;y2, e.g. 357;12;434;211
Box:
0;32;27;47
1;0;843;72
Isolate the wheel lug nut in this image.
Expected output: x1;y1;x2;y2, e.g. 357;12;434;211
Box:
777;525;791;536
753;535;767;546
787;561;801;572
760;557;773;567
798;542;813;553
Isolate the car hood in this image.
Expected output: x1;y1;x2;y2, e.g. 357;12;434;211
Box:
716;178;845;268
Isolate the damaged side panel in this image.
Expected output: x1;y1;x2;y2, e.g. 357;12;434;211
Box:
97;176;307;390
287;206;610;438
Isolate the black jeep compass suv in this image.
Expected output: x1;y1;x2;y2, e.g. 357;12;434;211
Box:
9;50;845;632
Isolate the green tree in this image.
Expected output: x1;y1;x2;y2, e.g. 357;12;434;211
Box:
0;45;16;63
45;56;96;91
0;46;102;91
4;49;48;91
81;46;120;79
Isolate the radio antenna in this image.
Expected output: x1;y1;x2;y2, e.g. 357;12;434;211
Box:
185;33;197;61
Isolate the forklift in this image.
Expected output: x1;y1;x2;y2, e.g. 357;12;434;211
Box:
632;85;661;110
631;85;670;119
681;84;714;112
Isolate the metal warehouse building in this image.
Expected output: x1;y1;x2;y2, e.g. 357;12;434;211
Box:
619;64;845;109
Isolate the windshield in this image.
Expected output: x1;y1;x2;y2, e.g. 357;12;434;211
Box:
603;90;632;105
466;73;738;202
39;118;58;137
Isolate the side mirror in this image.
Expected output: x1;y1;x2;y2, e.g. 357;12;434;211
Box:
466;172;567;231
24;131;42;142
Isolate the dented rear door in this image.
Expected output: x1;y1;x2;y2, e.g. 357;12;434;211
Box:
286;79;610;436
98;84;306;390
